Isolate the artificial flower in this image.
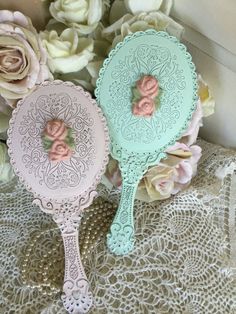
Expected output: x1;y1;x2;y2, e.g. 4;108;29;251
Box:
44;119;68;141
136;76;159;99
165;143;202;193
40;28;94;74
181;101;203;146
124;0;163;15
103;11;184;48
104;142;202;202
0;10;50;106
104;156;122;188
49;0;105;35
85;23;110;87
0;142;14;182
109;0;173;24
42;119;75;157
49;140;72;162
137;143;202;202
55;23;109;90
132;96;155;117
139;163;176;201
198;74;215;117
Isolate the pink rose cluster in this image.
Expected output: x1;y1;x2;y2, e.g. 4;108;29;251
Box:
43;119;74;162
132;75;159;117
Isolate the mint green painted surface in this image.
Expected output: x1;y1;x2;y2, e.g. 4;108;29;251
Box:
95;30;198;255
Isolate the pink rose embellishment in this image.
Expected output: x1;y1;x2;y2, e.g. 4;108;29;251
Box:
49;140;72;162
132;97;155;117
42;119;75;162
132;75;161;118
137;75;159;99
44;119;68;141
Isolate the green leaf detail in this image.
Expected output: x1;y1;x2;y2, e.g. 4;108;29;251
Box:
41;127;75;152
65;128;75;149
132;87;141;103
42;136;53;152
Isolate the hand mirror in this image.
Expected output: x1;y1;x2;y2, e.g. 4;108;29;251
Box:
95;30;198;255
7;81;109;313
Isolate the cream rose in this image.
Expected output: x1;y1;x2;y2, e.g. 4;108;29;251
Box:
53;24;109;90
0;10;50;106
40;28;95;74
139;164;177;201
137;143;202;201
132;97;155;117
50;0;104;35
124;0;163;15
198;74;215;117
103;142;202;202
110;0;173;24
103;11;184;48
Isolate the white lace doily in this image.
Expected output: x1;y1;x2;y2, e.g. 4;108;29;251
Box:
0;139;236;313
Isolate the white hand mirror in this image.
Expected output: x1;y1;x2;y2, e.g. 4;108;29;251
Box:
7;81;109;313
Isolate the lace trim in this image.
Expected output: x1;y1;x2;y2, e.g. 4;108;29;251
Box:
0;139;236;313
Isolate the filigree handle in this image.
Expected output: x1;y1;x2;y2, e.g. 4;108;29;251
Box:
107;183;138;255
61;230;93;314
52;210;93;314
34;196;96;313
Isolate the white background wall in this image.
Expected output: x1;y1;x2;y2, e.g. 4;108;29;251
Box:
171;0;236;148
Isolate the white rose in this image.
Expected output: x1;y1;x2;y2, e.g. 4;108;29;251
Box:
50;0;104;35
109;0;173;24
55;24;109;91
0;10;50;106
198;74;215;117
40;28;95;74
103;11;184;48
124;0;163;15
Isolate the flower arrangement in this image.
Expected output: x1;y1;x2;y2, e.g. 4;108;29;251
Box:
0;0;215;202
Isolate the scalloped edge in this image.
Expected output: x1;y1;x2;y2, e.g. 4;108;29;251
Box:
95;30;198;162
7;80;110;206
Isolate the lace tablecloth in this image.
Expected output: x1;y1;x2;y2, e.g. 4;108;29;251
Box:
0;139;236;313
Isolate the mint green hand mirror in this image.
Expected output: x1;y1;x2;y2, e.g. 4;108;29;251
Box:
95;30;198;255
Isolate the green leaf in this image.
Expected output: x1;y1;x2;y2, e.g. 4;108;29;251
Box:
42;136;53;151
132;87;141;103
65;129;75;149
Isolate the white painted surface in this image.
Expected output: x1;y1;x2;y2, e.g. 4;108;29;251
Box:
171;1;236;148
171;0;236;54
186;43;236;148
